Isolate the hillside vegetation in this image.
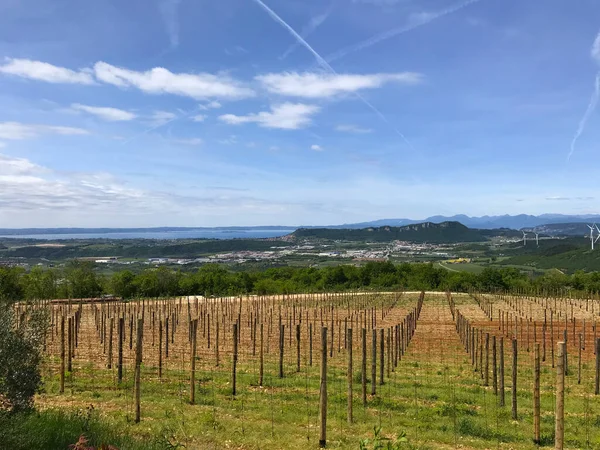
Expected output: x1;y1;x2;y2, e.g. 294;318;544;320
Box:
292;221;518;243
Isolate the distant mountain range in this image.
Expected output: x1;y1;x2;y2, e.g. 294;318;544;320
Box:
1;214;600;236
336;214;600;230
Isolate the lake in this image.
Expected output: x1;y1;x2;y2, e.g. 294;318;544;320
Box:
0;228;295;240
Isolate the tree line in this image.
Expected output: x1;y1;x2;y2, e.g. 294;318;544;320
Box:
2;261;600;302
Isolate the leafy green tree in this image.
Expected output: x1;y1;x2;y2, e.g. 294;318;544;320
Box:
62;262;103;299
0;267;25;303
21;267;57;300
110;270;137;299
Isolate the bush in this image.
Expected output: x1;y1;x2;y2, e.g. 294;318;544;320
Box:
0;306;48;412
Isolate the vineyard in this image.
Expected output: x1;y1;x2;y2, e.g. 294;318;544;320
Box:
23;291;600;449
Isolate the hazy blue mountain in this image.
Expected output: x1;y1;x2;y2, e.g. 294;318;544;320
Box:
340;214;600;230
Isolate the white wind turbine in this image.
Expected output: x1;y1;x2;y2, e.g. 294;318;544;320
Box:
535;232;539;247
522;231;527;246
595;224;600;250
588;224;597;250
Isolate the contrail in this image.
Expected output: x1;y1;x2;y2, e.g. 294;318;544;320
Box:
280;2;334;60
567;72;600;161
568;31;600;161
326;0;483;64
251;0;414;150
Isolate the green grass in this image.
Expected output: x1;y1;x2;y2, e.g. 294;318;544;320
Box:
0;409;163;450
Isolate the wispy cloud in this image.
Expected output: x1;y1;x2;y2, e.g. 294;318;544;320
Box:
0;58;95;84
545;196;570;201
199;101;222;110
335;124;373;133
148;111;177;126
171;137;203;145
71;103;137;121
0;122;89;140
256;71;422;99
351;0;404;5
568;31;600;161
158;0;182;49
93;61;254;100
311;144;323;151
191;114;207;122
280;4;334;60
218;135;238;145
326;0;483;63
250;0;415;148
219;103;320;130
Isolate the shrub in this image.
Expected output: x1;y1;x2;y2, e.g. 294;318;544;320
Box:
0;306;48;412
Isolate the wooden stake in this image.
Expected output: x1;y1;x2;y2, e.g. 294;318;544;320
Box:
555;342;565;450
533;343;541;444
118;317;124;383
190;319;197;404
362;328;367;406
319;326;328;448
371;329;377;396
134;318;143;423
499;337;505;407
232;323;238;396
259;323;264;387
347;328;353;424
60;316;65;394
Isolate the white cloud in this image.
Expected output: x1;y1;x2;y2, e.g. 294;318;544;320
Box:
592;32;600;65
0;153;44;176
94;61;254;100
219;103;320;130
256;72;423;98
335;124;373;134
149;111;177;126
191;114;207;122
199;101;222;110
71;103;137;121
0;142;5;148
172;137;203;145
218;135;238;145
158;0;182;48
0;122;89;140
311;144;323;151
0;58;95;84
408;11;437;24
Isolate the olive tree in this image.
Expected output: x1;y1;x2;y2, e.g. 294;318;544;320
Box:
0;305;48;412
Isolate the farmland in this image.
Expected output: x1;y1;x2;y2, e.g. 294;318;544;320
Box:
11;291;600;449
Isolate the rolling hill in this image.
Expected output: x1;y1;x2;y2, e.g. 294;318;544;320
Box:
291;221;519;244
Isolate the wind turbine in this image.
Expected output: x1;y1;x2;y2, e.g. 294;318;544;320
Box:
595;224;600;250
522;231;527;246
588;224;596;250
535;232;539;247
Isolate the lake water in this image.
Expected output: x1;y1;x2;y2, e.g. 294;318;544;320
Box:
0;229;295;240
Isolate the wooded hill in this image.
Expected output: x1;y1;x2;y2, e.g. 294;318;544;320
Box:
292;221;520;244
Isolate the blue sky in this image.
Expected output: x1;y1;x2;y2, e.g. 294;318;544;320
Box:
0;0;599;227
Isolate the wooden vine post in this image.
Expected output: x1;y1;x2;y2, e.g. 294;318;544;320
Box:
134;318;143;423
347;328;353;424
555;342;566;450
319;327;328;448
533;343;541;445
511;338;518;419
232;323;239;396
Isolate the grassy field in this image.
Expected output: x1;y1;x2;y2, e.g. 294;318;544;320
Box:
23;293;600;449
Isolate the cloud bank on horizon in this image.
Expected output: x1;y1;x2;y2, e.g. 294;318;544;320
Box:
0;0;599;227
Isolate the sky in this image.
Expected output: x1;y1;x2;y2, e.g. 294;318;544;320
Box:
0;0;600;228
